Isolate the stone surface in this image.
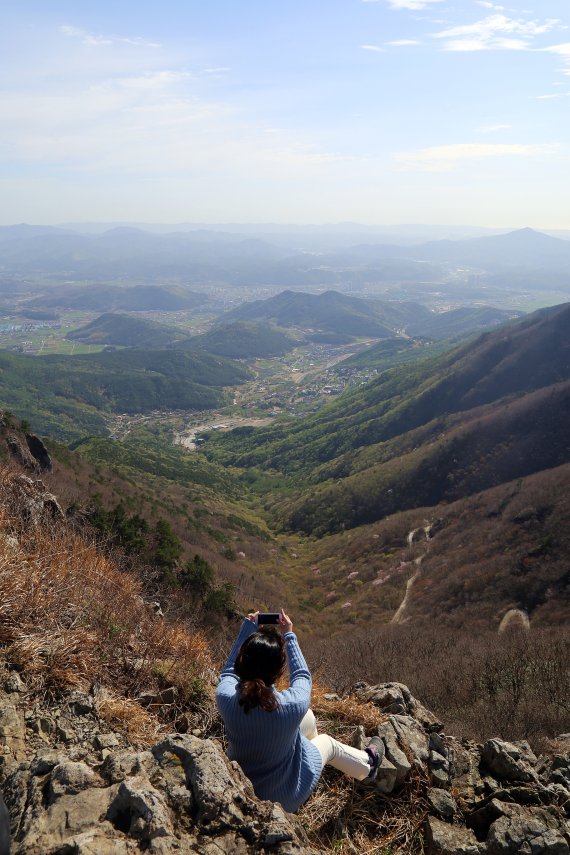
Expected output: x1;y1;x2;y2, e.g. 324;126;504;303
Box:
376;719;412;789
1;724;319;854
425;815;484;854
485;802;570;854
427;788;457;820
481;739;539;784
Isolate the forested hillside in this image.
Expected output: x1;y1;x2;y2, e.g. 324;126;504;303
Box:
204;303;570;533
0;349;250;440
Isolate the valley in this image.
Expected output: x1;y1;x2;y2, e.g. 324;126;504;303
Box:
0;224;569;650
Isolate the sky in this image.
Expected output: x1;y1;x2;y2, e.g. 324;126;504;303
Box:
1;0;569;227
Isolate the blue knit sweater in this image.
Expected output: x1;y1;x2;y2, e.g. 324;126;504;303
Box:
216;619;322;813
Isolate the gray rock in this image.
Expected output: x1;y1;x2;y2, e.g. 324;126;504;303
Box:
4;672;25;694
25;433;53;473
481;740;539;784
375;755;399;794
430;749;450;771
49;761;103;798
449;740;486;803
431;767;450;788
486;802;570;854
377;720;412;788
425;815;484;854
390;714;429;764
0;705;26;760
5;731;319;854
7;435;38;472
94;733;120;751
427;788;457;820
430;733;449;758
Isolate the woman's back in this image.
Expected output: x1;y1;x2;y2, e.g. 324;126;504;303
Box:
216;618;321;812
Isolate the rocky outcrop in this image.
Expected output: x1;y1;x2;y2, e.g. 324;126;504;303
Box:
4;433;52;474
345;682;570;854
0;674;320;854
25;434;52;473
3;475;63;526
4;736;316;854
0;672;568;853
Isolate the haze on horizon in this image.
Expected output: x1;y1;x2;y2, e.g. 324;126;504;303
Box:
1;0;569;229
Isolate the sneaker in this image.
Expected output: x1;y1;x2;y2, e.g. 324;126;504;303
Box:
364;736;384;780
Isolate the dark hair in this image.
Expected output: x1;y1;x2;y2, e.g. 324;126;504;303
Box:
235;628;286;714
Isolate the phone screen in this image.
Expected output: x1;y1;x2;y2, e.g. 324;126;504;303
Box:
258;612;280;624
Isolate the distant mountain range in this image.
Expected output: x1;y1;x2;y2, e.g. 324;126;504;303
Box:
26;284;207;312
1;224;569;287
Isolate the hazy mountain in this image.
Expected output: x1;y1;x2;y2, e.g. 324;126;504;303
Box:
405;305;521;339
26;284;207;312
187;321;298;359
222;290;400;338
341;228;570;273
67;313;192;348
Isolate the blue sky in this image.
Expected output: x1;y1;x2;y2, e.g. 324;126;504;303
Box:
1;0;569;226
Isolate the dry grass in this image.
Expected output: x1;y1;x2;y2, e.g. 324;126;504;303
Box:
312;683;388;735
95;692;164;748
0;469;216;742
299;768;428;855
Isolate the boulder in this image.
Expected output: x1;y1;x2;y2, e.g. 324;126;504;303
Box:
481;740;539;784
485;802;570;854
427;788;458;821
6;435;38;472
25;434;53;473
425;815;484;854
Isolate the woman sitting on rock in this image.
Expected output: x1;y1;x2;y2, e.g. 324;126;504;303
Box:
216;608;383;813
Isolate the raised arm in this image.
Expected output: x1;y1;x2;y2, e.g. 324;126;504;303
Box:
279;630;312;712
218;616;257;684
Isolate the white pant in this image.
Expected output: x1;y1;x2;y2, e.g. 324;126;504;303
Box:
300;709;371;781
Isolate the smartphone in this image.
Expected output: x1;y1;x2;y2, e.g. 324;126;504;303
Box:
257;612;280;625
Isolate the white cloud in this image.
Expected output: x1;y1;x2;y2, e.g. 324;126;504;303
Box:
385;39;421;46
0;65;352;180
478;123;512;133
536;94;560;99
360;44;385;52
476;2;504;10
542;42;570;75
542;42;570;57
362;0;443;8
433;14;561;52
395;142;559;171
60;25;160;49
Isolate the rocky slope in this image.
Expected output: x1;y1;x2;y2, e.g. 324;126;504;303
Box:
0;672;569;853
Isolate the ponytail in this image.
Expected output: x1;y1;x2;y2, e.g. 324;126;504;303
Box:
238;678;279;714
